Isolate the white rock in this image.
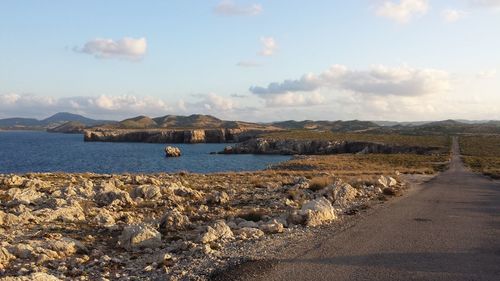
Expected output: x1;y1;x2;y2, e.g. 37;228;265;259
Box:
235;227;264;239
2;175;25;186
0;246;14;267
6;187;44;205
0;272;62;281
132;185;162;200
118;224;162;250
165;146;182;157
207;191;229;205
300;198;337;227
200;220;233;244
388;176;398;187
159;209;190;232
237;220;258;228
378;175;389;188
259;221;284;234
92;209;116;227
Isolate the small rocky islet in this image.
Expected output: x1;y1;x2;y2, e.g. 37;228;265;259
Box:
0;171;403;280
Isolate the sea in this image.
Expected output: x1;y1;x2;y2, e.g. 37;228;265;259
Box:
0;131;289;174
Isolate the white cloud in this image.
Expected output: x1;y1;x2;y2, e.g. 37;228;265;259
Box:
262;92;325;107
0;94;171;119
476;69;497;79
191;93;236;112
236;61;262;67
376;0;429;23
469;0;500;8
258;37;277;56
76;37;147;61
442;9;467;22
214;0;262;16
250;64;450;97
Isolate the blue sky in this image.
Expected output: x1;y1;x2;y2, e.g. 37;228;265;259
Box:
1;0;499;121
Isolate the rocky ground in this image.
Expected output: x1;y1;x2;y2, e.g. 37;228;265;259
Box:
0;171;406;280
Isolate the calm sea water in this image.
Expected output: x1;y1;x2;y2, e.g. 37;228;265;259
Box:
0;131;289;174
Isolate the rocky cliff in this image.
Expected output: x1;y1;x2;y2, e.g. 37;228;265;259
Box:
83;128;269;143
221;138;441;155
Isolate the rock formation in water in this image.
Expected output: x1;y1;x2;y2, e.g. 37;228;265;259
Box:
220;138;440;155
83;128;271;143
165;146;182;157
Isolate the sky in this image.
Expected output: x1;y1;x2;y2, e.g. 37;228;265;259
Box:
0;0;499;122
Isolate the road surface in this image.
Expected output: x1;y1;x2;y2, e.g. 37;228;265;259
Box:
213;137;500;281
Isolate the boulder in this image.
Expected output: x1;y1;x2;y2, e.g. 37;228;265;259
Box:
318;181;357;207
92;209;116;227
95;181;134;207
47;237;87;256
200;220;233;244
234;227;264;239
378;175;389;188
388;176;398;187
259;221;284;234
2;175;25;186
34;200;85;223
132;185;162;200
159;209;190;232
0;272;62;281
207;191;229;205
118;224;162;250
165;146;182;157
300;198;337;227
0;247;14;267
237;220;258;229
6;187;44;205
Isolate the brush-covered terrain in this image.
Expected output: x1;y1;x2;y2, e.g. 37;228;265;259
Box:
459;135;500;179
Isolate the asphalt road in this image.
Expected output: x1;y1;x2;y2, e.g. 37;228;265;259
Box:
213;137;500;281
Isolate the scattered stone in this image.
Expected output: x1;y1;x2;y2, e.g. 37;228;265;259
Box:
234;227;265;240
259;221;284;234
300;198;337;227
200;220;233;244
0;246;14;267
6;187;44;205
132;185;162;200
118;224;162;250
95;181;134;207
0;272;62;281
207;191;229;205
2;175;25;186
92;208;116;227
159;209;190;232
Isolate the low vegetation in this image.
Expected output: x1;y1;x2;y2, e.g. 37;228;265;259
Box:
260;130;451;149
460;135;500;178
271;153;450;176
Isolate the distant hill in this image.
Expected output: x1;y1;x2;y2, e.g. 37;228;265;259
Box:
153;114;226;128
0;117;41;128
272;120;380;132
0;112;114;131
46;121;87;133
41;112;105;126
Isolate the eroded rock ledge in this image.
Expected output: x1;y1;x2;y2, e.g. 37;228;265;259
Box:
83;129;271;144
221;138;440;155
0;172;404;280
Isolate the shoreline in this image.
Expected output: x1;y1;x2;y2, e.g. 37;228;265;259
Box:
0;170;413;280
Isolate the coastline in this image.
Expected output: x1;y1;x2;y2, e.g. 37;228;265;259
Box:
0;170;411;280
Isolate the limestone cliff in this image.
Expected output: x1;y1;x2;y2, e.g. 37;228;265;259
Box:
220;138;441;155
83;128;268;143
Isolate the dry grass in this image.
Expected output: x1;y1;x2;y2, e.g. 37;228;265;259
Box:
260;130;451;149
309;176;335;191
460;135;500;178
271;153;449;175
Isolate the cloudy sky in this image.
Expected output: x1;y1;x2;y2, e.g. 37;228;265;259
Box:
1;0;499;121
